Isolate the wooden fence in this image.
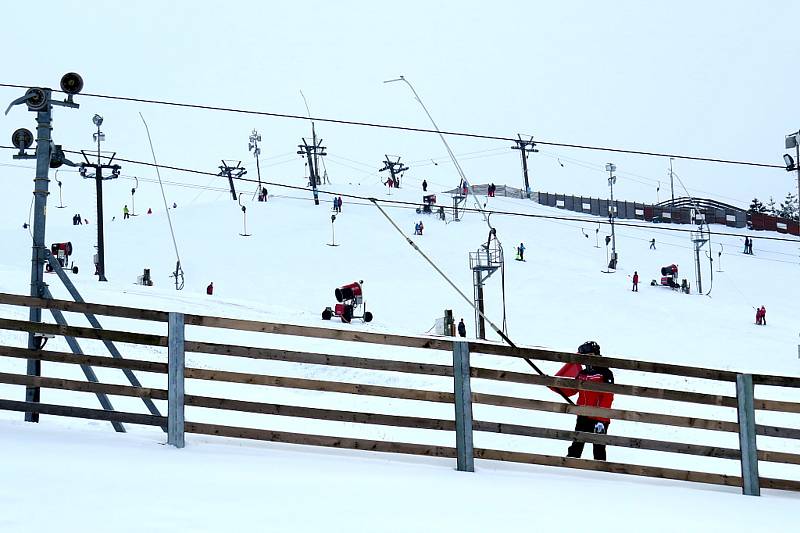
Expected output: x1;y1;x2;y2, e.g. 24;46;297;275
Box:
0;292;798;496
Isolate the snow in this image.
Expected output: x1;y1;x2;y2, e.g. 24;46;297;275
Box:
0;176;799;530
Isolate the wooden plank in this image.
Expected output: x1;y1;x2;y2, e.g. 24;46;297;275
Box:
756;424;800;440
758;450;800;465
183;314;454;351
470;342;740;382
0;399;165;426
760;477;800;492
184;367;455;404
472;367;738;408
184;340;453;377
752;375;800;388
0;345;167;374
185;421;457;458
472;392;739;433
185;395;455;431
0;318;167;347
0;371;168;400
472;420;742;460
474;448;742;488
0;292;169;322
756;398;800;414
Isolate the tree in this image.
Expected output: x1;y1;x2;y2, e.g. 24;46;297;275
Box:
778;192;798;221
748;198;767;214
766;196;778;216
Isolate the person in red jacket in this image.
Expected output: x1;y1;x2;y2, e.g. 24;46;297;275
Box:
632;271;639;292
561;340;615;460
206;282;214;295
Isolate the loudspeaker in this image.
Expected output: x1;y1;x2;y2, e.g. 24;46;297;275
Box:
60;72;84;95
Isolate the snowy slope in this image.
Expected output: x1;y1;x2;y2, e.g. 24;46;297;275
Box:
0;176;799;530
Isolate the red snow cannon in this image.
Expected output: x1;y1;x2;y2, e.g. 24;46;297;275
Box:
45;241;79;274
323;280;373;323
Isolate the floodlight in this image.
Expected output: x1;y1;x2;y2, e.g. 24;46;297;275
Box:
92;114;103;127
605;163;616;172
784;153;796;171
24;88;48;111
60;73;83;95
11;128;33;150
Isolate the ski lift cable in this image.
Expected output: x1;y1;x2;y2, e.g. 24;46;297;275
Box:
369;198;575;405
139;113;184;290
56;149;800;245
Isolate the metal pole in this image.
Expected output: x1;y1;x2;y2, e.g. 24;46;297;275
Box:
736;374;760;496
168;312;185;448
95;166;107;281
669;158;675;205
608;168;617;267
25;98;54;421
452;340;474;472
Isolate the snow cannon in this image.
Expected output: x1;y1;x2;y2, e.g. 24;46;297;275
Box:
416;194;437;215
45;241;79;274
658;264;680;289
323;280;373;323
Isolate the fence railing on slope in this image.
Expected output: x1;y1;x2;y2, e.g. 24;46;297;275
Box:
0;292;797;496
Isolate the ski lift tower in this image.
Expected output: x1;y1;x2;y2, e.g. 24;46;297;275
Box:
451;190;467;221
469;229;504;339
691;227;709;294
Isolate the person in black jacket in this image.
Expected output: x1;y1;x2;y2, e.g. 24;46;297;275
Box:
457;318;466;337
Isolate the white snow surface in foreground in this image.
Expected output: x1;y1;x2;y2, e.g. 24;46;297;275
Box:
0;179;799;531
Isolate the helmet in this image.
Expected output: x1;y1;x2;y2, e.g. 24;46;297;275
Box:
578;341;601;355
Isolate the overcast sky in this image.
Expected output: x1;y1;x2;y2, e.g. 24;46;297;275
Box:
2;1;799;216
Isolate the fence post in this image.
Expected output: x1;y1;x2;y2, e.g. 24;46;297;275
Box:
452;340;474;472
168;312;185;449
736;373;759;496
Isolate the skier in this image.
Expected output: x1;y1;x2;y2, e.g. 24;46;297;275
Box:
338;196;343;212
489;183;496;197
743;237;749;254
757;306;766;325
632;271;639;292
206;282;214;296
422;179;428;192
649;238;656;250
414;222;420;235
516;242;525;261
418;220;424;235
457;318;467;338
147;208;153;215
558;341;614;461
123;205;130;220
748;238;754;255
461;181;468;196
332;197;338;212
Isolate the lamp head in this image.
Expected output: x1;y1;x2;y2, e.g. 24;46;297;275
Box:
784;153;796;171
92;114;103;127
60;73;83;95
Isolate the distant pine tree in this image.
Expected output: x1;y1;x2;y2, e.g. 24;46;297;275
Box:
766;196;778;216
748;198;767;214
778;192;798;221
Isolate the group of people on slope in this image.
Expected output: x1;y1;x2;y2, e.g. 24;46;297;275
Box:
414;220;424;235
332;196;343;213
755;305;767;325
743;237;754;255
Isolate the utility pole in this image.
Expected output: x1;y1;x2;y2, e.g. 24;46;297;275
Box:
6;73;83;421
78;114;120;282
605;163;618;270
669;158;675;205
379;155;409;188
218;160;247;201
298;131;326;205
249;129;262;199
511;135;538;199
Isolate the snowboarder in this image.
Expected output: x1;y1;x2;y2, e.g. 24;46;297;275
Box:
516;242;525;261
457;318;466;338
206;282;214;296
123;205;130;220
558;341;614;461
422;179;428;192
649;238;656;250
632;271;639;292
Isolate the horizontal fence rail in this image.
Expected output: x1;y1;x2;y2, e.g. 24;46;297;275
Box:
0;293;799;496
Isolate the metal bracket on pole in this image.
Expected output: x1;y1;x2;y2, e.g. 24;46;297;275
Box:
43;251;165;429
736;373;760;496
42;287;124;432
167;312;185;448
452;340;474;472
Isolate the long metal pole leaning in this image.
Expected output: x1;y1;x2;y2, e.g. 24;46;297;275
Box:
41;287;124;432
369;199;575;405
43;251;166;428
